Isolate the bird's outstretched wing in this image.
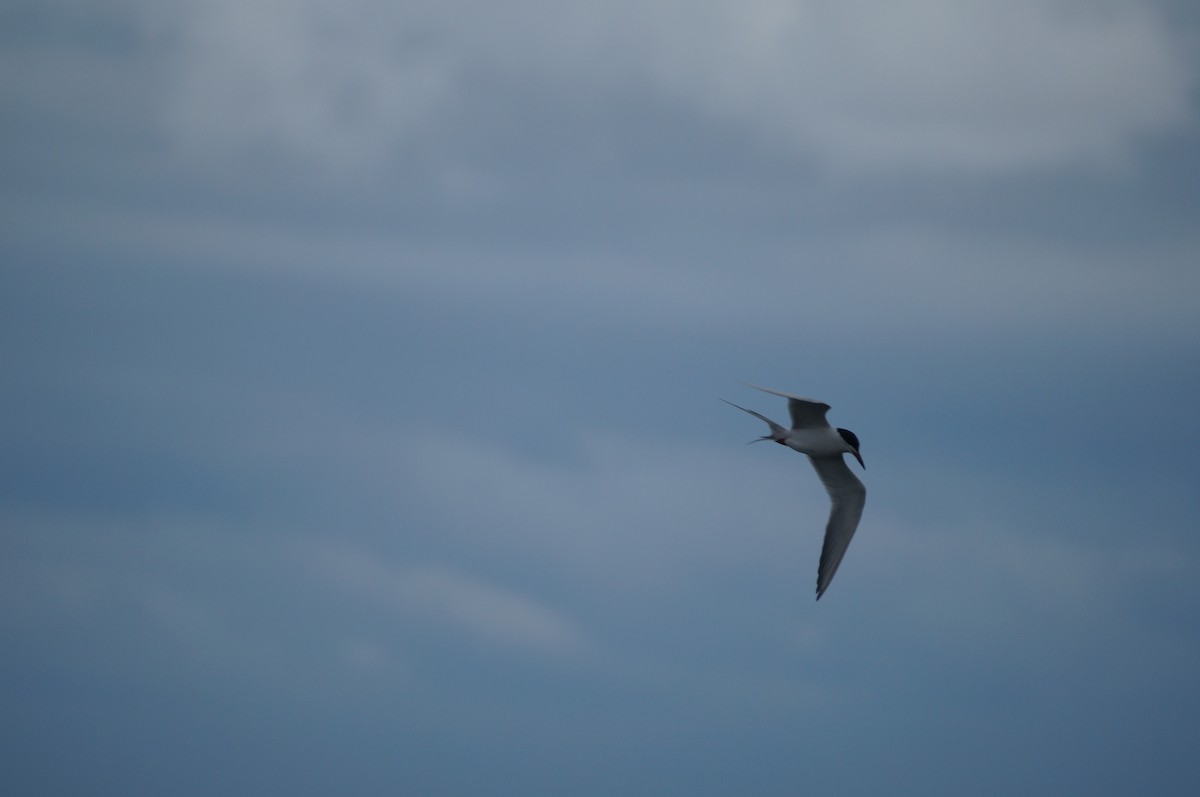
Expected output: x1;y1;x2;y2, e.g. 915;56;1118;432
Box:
807;455;867;600
746;384;831;429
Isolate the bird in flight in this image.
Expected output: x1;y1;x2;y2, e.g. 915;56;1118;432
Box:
723;384;866;600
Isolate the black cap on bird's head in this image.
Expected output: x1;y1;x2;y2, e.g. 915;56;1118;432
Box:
837;428;865;469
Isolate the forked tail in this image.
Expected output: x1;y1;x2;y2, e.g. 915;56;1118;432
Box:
721;399;787;443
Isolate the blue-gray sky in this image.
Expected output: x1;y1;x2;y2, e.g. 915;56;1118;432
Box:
3;1;1200;794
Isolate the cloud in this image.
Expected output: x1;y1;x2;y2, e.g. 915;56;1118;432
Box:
147;0;1193;175
18;191;1195;352
396;428;811;593
160;0;454;173
657;0;1194;174
303;543;593;659
339;637;390;673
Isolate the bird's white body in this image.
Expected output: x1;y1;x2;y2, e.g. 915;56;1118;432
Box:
779;427;857;458
724;384;867;600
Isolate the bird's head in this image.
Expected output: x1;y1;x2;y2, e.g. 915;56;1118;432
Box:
837;428;865;469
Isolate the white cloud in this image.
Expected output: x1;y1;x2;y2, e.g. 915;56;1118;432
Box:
665;0;1194;173
339;637;393;673
18;190;1196;348
151;0;1193;174
397;428;810;594
160;0;455;172
304;543;593;659
856;509;1193;662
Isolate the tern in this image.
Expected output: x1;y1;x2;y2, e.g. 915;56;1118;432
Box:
724;384;866;600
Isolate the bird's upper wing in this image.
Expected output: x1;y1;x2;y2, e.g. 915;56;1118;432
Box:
746;384;831;429
807;455;866;600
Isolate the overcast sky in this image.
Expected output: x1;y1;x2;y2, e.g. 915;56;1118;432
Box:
3;1;1200;795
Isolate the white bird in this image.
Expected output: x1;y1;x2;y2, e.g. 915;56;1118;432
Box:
724;384;866;600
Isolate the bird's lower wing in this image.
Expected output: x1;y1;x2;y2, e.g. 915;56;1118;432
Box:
808;456;867;600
